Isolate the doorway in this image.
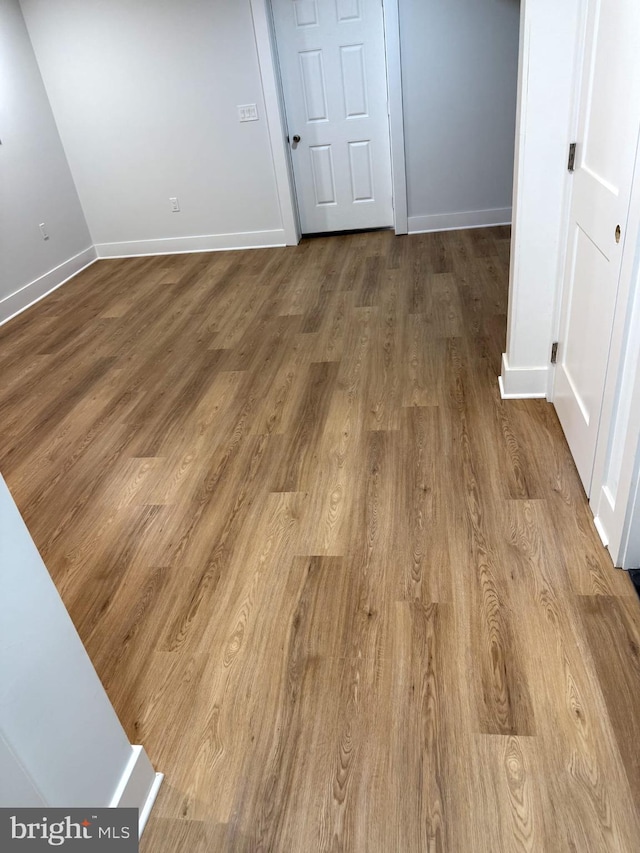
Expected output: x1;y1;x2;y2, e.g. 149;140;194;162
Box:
252;0;406;239
270;0;393;234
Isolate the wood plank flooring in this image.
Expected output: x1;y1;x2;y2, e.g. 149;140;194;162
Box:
1;228;640;851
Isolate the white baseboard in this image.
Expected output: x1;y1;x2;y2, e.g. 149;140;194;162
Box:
0;231;287;324
593;515;609;549
499;353;548;399
109;745;163;837
95;229;287;258
138;773;164;836
408;208;512;234
0;247;97;326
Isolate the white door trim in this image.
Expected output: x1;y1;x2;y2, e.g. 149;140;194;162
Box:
382;0;407;235
251;0;406;238
500;0;585;399
546;0;589;401
250;0;300;245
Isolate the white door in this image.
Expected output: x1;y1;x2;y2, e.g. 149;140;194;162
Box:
554;0;640;494
270;0;394;234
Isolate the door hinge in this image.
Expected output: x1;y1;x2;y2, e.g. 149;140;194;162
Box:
567;143;577;172
551;342;558;364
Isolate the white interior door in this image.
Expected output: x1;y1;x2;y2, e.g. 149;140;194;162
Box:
554;0;640;494
270;0;393;234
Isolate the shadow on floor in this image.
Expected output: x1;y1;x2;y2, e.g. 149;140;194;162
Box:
629;570;640;600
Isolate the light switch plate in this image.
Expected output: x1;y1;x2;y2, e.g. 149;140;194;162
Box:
238;104;258;122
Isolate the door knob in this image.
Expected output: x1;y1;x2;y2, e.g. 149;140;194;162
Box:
292;134;301;145
615;224;621;244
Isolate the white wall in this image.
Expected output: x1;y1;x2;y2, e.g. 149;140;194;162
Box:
399;0;520;233
20;0;287;256
0;474;159;811
0;0;93;324
500;0;583;398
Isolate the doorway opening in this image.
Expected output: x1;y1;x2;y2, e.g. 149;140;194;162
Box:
251;0;407;241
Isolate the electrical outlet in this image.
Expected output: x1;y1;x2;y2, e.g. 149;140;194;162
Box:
238;104;258;122
39;223;49;241
169;197;180;213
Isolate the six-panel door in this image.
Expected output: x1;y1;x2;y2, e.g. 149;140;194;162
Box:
271;0;394;233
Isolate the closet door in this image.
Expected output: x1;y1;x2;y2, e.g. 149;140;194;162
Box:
554;0;640;493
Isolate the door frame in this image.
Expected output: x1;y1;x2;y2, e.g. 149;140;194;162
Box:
250;0;407;242
546;0;588;401
251;0;300;245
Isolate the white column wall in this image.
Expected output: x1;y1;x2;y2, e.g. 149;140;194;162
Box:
0;474;156;810
500;0;584;398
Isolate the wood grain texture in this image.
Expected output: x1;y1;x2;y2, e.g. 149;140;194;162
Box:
2;227;640;851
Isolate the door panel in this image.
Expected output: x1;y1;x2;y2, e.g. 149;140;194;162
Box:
348;140;373;200
271;0;393;233
554;0;640;493
337;0;361;21
295;1;318;27
299;50;328;121
310;145;337;204
340;44;367;117
561;227;613;424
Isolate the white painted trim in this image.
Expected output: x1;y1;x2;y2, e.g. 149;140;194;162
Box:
139;773;164;836
95;230;287;258
593;514;609;548
504;1;528;367
505;0;584;403
108;746;156;809
0;246;97;326
408;208;512;235
499;353;548;399
251;0;300;246
547;0;589;402
382;0;407;235
108;744;163;836
619;448;640;569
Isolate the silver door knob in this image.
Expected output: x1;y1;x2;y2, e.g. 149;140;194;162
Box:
292;135;301;145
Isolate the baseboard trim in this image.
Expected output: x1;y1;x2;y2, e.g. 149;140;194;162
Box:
408;208;512;234
0;231;287;323
109;745;163;836
499;353;548;399
0;247;97;326
593;515;609;549
138;773;164;836
95;229;287;258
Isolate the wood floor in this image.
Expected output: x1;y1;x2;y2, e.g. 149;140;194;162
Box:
2;228;640;851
